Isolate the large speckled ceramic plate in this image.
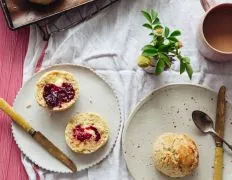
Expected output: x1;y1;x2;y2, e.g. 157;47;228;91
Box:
122;84;232;180
12;64;121;173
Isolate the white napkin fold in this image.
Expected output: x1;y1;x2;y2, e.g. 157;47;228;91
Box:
22;0;232;179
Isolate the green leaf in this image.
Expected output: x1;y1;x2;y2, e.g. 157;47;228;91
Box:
142;47;158;57
158;44;170;52
186;63;193;79
151;10;158;22
142;45;155;51
153;39;158;46
182;56;190;64
141;10;152;23
170;30;181;37
169;47;176;52
156;36;164;47
164;27;170;37
168;42;177;52
159;53;171;67
168;36;179;42
153;24;163;30
143;23;153;30
180;60;186;74
175;42;179;48
153;18;160;24
178;56;193;79
155;59;165;75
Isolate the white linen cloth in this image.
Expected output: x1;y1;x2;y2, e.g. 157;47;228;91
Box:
22;0;232;179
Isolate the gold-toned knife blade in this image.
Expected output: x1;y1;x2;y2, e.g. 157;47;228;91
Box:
213;86;226;180
32;131;77;172
215;86;226;146
0;98;77;172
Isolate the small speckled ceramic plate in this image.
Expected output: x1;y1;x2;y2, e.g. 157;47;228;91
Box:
122;84;232;180
12;64;121;173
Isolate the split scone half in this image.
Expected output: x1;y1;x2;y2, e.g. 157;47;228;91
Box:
65;113;109;154
36;70;79;112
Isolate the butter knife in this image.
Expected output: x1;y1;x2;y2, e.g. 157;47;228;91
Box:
0;98;77;172
213;86;226;180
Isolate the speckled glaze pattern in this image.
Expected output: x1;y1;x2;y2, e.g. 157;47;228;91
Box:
122;84;232;180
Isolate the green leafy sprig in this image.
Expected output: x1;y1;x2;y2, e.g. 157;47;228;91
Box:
138;9;193;79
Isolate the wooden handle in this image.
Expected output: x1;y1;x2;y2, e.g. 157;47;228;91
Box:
213;147;223;180
0;98;34;134
200;0;217;11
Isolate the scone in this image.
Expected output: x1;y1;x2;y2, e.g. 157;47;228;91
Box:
29;0;57;5
152;133;199;178
65;113;109;154
36;70;79;111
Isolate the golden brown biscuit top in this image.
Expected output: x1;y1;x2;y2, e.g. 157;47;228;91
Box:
152;133;199;177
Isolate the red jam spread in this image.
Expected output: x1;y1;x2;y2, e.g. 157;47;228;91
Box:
43;83;75;107
86;126;101;142
73;125;101;142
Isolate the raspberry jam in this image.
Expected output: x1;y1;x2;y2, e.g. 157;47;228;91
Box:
73;125;101;142
86;126;101;142
43;83;75;108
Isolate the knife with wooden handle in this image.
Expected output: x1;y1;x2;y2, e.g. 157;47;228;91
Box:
0;98;77;172
213;86;226;180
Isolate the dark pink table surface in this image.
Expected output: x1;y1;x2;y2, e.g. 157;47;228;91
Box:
0;9;29;180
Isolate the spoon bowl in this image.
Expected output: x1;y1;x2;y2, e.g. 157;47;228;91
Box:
192;110;232;151
192;110;215;133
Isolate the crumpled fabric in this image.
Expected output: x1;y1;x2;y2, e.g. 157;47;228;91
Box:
22;0;232;179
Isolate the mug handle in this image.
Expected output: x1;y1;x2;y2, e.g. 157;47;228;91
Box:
200;0;217;11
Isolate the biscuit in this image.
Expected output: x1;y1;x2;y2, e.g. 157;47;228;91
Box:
36;70;79;111
65;113;109;154
152;133;199;178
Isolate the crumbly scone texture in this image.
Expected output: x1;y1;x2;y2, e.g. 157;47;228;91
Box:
29;0;56;5
65;113;109;154
152;133;199;178
36;70;79;112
